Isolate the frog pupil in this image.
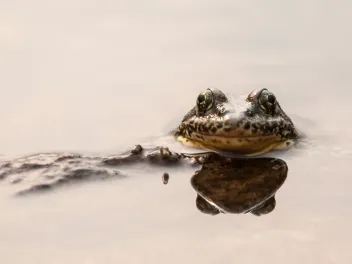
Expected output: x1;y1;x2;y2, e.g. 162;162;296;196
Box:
267;94;275;104
198;94;205;103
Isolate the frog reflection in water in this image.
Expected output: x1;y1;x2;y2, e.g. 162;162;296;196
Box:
190;154;287;216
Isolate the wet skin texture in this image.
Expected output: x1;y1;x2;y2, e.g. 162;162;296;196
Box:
174;88;298;155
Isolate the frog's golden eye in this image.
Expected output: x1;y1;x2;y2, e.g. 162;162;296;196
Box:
259;89;277;112
196;89;214;114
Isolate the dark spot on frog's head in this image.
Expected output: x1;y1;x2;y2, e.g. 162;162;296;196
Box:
216;122;223;129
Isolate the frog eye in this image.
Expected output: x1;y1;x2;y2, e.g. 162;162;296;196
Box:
196;89;214;114
259;89;277;112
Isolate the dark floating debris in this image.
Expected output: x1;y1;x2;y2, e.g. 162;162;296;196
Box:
0;152;125;196
0;147;202;196
162;172;169;185
16;168;123;196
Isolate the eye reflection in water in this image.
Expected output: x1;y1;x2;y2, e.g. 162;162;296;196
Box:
189;154;288;216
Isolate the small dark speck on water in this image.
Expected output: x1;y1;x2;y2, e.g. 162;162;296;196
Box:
162;172;169;184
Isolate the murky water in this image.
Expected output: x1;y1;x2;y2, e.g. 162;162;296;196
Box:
1;1;352;263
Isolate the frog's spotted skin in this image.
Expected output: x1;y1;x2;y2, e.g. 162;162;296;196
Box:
174;88;298;155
